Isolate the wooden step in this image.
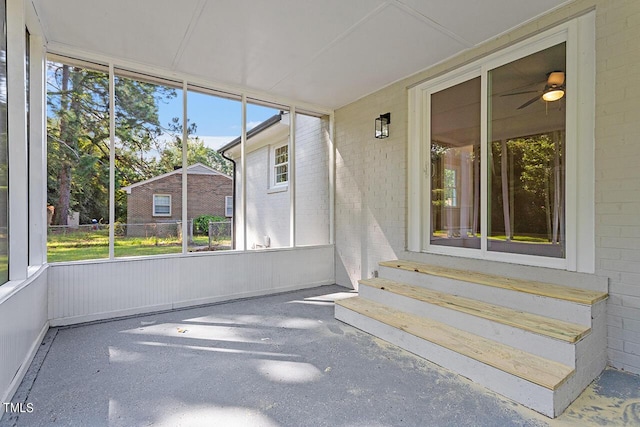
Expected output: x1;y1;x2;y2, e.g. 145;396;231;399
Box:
379;260;607;305
336;297;574;391
359;278;590;343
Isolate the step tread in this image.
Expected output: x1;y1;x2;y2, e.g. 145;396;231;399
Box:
379;260;608;305
360;277;590;343
336;297;574;390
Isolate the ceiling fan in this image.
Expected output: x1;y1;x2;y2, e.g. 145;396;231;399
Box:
502;71;565;110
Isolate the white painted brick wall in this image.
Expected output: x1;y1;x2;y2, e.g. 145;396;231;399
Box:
243;146;290;248
335;82;407;287
295;114;331;246
238;114;331;249
334;0;640;374
595;0;640;375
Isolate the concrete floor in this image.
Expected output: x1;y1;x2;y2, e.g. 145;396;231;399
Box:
2;285;639;427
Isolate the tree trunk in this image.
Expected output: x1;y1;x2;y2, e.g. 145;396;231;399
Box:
472;144;480;236
545;172;552;241
509;146;515;238
55;164;71;225
501;140;511;240
553;131;561;244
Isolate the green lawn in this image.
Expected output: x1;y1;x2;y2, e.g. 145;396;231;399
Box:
47;229;227;263
431;230;553;243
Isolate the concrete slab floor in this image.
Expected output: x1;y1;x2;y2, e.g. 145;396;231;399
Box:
2;285;639;427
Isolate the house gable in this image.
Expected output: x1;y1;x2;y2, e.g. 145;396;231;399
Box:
126;167;232;226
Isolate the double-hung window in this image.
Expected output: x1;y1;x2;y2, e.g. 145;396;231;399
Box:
153;194;171;217
408;15;595;272
225;196;233;217
272;143;288;187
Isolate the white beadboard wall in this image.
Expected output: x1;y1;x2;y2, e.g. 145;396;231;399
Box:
48;245;335;326
0;267;49;403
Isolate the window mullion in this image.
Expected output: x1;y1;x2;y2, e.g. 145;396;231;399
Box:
181;81;188;254
289;106;296;248
109;63;115;259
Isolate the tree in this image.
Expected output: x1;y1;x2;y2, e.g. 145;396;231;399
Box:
48;62;234;227
48;64;109;225
47;63;176;225
157;121;232;176
490;133;563;241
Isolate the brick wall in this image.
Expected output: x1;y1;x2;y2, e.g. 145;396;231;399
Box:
335;83;406;287
295;114;331;246
594;0;640;374
334;0;640;374
236;114;330;249
244;145;291;248
127;172;232;227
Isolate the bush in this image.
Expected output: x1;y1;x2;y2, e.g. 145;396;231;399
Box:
193;215;226;235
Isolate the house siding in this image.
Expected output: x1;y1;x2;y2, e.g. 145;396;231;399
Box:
334;0;640;375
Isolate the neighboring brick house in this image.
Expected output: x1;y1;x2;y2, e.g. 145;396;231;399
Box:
122;163;232;237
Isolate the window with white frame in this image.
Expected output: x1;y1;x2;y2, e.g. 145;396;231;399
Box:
408;15;595;272
225;196;233;217
153;194;171;216
272;143;288;187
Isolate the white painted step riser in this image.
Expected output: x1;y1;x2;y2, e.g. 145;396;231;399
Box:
335;305;562;417
576;301;607;382
552;351;608;416
358;284;578;367
378;265;593;326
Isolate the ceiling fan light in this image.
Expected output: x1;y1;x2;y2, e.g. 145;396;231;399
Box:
547;71;565;86
542;88;564;102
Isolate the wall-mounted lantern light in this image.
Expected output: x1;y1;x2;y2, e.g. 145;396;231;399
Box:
375;112;390;139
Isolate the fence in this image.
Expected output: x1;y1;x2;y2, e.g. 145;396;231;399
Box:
208;220;233;249
48;220;232;249
48;223;104;235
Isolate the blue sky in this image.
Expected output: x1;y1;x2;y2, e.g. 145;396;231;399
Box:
158;89;280;150
46;61;280;151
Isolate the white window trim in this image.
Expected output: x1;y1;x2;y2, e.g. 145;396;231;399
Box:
270;142;289;189
408;14;595;273
152;194;172;217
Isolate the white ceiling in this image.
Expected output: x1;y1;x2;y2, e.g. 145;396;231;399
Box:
31;0;571;110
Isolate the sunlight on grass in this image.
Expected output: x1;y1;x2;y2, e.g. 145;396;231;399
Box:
47;229;229;263
432;230;552;244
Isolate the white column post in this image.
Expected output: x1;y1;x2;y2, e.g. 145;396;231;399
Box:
329;111;335;245
182;81;188;253
108;64;115;259
28;34;47;266
240;94;247;251
7;0;28;279
289;106;296;247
